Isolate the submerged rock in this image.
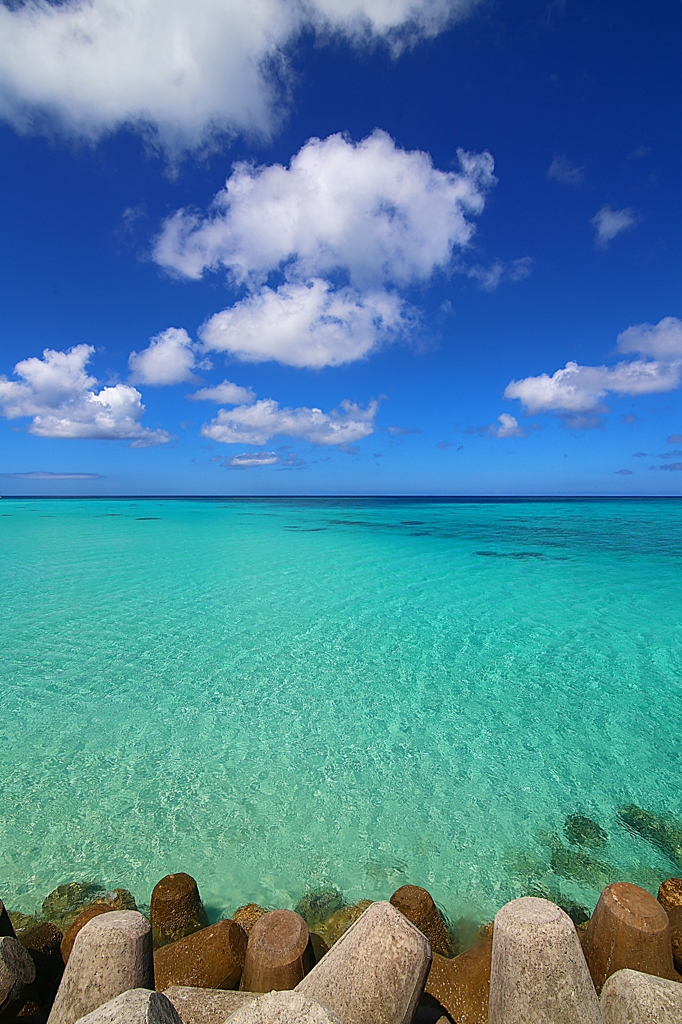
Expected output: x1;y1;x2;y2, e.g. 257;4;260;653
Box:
618;805;682;869
315;901;373;947
550;845;618;889
294;889;345;932
42;883;105;930
564;814;608;849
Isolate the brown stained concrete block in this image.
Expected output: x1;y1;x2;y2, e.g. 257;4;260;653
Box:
389;887;453;958
240;912;314;994
669;905;682;973
151;876;209;951
225;991;344;1024
154;921;247;992
163;986;258;1024
296;900;432;1024
488;897;602;1024
0;935;36;1016
424;926;492;1024
600;968;682;1023
231;908;268;939
47;911;153;1024
582;882;679;993
658;878;682;915
18;921;65;1016
0;905;15;940
74;989;182;1024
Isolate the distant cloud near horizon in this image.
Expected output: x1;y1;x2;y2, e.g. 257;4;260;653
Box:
0;471;102;480
548;154;585;186
504;316;682;427
591;205;638;248
0;0;480;156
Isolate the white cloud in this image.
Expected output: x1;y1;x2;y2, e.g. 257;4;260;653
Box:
591;205;638;248
490;413;524;438
504;316;682;424
226;451;279;468
548;154;584;187
0;344;170;445
202;397;378;445
129;327;208;385
188;380;256;404
155;132;495;287
154;130;494;367
0;471;102;479
199;279;409;368
0;0;478;155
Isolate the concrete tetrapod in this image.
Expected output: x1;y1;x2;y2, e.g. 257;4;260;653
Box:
154;921;247;991
296;900;432;1024
581;882;678;993
240;911;314;993
226;991;344;1024
600;969;682;1023
151;876;209;951
48;911;153;1024
0;934;36;1015
163;985;258;1024
488;897;602;1024
389;887;453;958
423;926;492;1024
73;989;182;1024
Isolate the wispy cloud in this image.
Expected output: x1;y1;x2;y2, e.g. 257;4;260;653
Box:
466;257;533;291
591;205;638;248
548;154;584;186
0;471;102;480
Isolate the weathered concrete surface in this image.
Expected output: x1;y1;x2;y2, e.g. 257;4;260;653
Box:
296;900;431;1024
658;878;682;915
154;921;247;991
225;991;343;1024
231;907;268;938
0;904;15;940
163;985;258;1024
240;911;314;993
151;876;209;951
0;934;36;1015
488;897;602;1024
424;926;492;1024
582;882;678;993
47;911;153;1024
389;887;453;958
600;968;682;1023
62;906;116;964
74;989;182;1024
669;905;682;973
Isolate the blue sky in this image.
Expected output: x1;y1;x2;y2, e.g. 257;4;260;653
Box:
0;0;681;495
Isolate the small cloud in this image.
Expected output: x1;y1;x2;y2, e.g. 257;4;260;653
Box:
633;452;648;457
0;471;102;480
666;434;682;444
548;154;585;186
373;452;383;458
620;413;637;424
466;257;533;292
469;413;526;438
436;440;462;450
614;469;633;475
223;452;279;469
660;450;682;458
386;426;422;435
188;380;256;405
659;462;682;471
591;205;639;248
628;146;651;160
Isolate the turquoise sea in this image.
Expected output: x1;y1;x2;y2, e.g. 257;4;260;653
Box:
2;497;682;927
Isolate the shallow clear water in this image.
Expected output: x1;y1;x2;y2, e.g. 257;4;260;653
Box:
1;497;681;925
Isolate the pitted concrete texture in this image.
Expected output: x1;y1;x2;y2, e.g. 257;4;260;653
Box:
488;897;603;1024
0;934;36;1013
296;900;432;1024
225;991;343;1024
74;989;182;1024
164;985;258;1024
48;911;153;1024
600;969;682;1023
